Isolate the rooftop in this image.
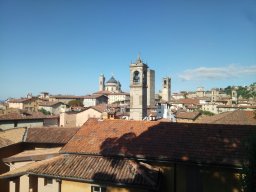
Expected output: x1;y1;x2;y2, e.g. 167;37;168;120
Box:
3;147;61;163
61;118;256;168
38;101;64;107
197;110;256;125
0;154;160;189
25;127;79;144
106;76;118;84
175;111;201;120
0;128;26;148
0;112;58;121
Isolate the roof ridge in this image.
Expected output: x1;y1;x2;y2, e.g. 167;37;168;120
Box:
22;127;29;142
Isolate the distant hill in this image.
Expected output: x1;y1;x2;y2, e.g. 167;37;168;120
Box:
224;82;256;99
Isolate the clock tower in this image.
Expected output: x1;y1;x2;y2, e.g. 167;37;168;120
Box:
129;55;148;120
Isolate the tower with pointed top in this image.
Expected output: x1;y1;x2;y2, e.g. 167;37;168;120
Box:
162;77;171;102
99;74;105;91
130;55;148;120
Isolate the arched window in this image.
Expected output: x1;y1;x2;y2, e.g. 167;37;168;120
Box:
133;71;140;83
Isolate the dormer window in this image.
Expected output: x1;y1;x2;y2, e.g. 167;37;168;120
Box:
133;71;140;84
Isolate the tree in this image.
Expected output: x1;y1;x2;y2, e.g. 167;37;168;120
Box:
199;110;215;116
68;99;83;107
39;108;51;115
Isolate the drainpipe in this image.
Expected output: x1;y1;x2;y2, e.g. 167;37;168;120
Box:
56;178;61;192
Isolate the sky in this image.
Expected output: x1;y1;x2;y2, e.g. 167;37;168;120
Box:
0;0;256;99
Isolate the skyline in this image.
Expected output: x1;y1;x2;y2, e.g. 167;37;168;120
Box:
1;0;256;99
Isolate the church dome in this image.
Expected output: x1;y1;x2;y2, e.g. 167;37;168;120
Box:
106;76;118;84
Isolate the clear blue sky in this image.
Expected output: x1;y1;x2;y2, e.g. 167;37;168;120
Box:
0;0;256;99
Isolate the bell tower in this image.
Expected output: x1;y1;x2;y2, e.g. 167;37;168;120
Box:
130;55;148;120
99;74;105;91
162;77;171;102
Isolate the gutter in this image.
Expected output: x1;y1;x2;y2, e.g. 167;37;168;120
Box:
60;152;244;170
28;172;159;191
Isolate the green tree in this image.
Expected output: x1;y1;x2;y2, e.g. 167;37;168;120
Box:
199;110;215;116
68;99;83;107
39;108;51;115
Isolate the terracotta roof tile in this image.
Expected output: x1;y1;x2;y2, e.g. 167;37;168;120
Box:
38;101;63;107
25;127;79;144
83;94;107;99
197;110;256;125
173;98;199;105
61;119;256;167
3;147;61;163
8;98;35;103
91;104;108;113
0;156;61;179
176;111;201;120
0;112;58;121
0;128;26;148
0;155;160;189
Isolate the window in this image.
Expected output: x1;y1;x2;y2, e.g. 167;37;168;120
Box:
44;178;53;185
133;71;140;83
91;186;106;192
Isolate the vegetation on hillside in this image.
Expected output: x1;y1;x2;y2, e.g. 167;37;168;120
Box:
224;82;256;99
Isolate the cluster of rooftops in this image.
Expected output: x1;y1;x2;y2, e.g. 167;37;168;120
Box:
0;118;255;189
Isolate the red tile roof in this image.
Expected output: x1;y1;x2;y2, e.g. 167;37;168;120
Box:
173;98;199;105
91;104;108;113
0;155;160;189
0;112;58;121
8;98;35;103
176;111;201;120
25;127;79;144
3;147;61;163
197;110;256;125
61;119;256;167
38;101;64;107
0;128;26;148
83;94;108;99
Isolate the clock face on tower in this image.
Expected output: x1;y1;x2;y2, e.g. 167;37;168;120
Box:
133;71;140;84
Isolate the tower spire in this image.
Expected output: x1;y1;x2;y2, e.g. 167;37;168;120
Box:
138;52;141;60
136;52;142;63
